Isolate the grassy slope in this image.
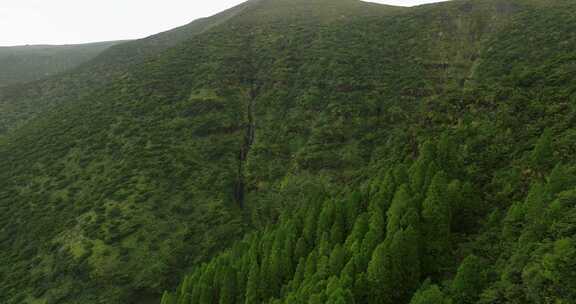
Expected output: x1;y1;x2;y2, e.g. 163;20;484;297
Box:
1;0;576;303
0;41;122;87
0;0;254;135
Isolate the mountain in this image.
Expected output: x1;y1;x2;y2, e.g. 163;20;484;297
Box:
0;41;123;88
1;0;576;303
0;0;255;135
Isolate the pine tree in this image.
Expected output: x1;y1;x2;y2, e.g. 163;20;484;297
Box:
268;247;283;297
245;260;261;304
367;225;420;304
447;179;461;212
520;181;552;242
304;250;318;281
353;272;370;304
502;201;526;241
317;254;330;280
218;266;237;304
295;236;309;260
330;204;346;244
318;232;332;257
546;163;576;195
450;180;479;234
190;277;202;304
291;257;306;290
372;170;397;212
542;238;576;300
309;291;327;304
386;184;413;238
436;133;458;176
409;141;437;195
344;212;368;250
361;205;385;268
451;255;487;304
400;208;420;234
421;171;451;277
303;203;320;244
344;191;363;232
410;283;451;304
199;264;217;304
317;201;335;243
161;291;177;304
176;293;190;304
530;128;554;176
329;244;347;276
326;276;355;304
394;225;421;302
366;240;389;303
282;233;296;279
177;275;192;300
524;182;548;225
257;254;270;299
393;164;410;187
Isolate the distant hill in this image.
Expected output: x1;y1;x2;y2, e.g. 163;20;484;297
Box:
0;41;122;87
0;0;258;134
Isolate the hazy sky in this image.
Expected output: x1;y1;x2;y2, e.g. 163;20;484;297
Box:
0;0;449;46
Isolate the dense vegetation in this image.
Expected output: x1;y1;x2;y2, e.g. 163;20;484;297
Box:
0;41;121;87
162;134;576;304
0;0;253;134
1;0;575;303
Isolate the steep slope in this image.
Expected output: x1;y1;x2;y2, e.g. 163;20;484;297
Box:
0;0;256;135
2;0;576;303
161;0;576;303
0;41;122;87
0;0;407;303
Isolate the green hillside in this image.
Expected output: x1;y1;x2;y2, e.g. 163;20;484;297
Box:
1;0;576;303
0;0;254;134
0;41;122;87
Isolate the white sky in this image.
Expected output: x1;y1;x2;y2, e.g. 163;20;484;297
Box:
0;0;450;46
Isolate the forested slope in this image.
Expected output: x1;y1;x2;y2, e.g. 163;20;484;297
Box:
1;0;576;303
0;41;122;87
0;0;255;134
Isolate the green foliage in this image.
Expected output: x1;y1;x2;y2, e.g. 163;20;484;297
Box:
367;225;421;304
542;238;576;298
0;41;122;87
530;129;555;174
2;0;576;303
421;171;452;277
451;255;488;304
410;282;452;304
161;136;472;304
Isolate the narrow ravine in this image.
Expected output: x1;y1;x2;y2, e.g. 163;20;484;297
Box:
234;41;259;208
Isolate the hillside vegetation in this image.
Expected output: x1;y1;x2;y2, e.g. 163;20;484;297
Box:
1;0;576;303
0;41;121;87
0;0;253;134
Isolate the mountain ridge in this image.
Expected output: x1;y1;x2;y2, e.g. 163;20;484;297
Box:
0;0;261;135
0;41;123;88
